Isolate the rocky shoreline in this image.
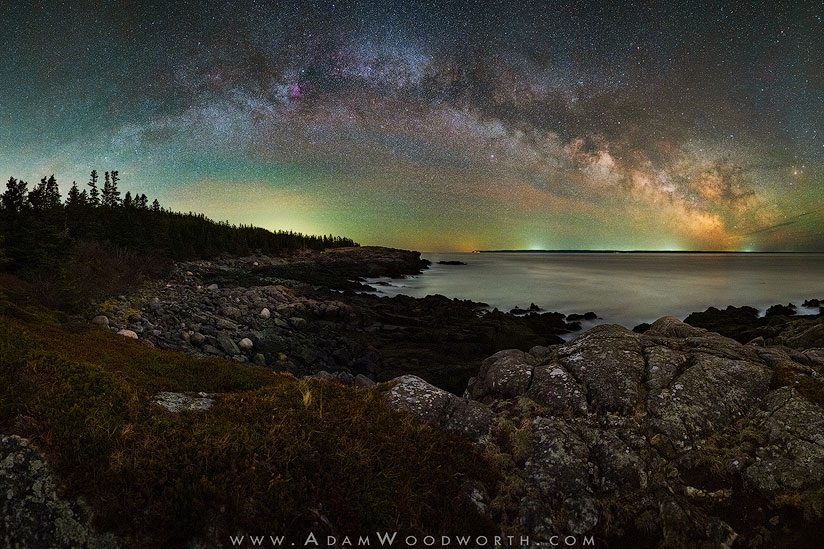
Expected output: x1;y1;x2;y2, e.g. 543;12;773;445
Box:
5;246;823;546
6;314;823;546
91;246;590;393
90;246;824;397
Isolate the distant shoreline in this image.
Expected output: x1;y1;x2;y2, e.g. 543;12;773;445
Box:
471;250;823;254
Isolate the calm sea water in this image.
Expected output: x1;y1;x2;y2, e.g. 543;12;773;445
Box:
365;252;824;331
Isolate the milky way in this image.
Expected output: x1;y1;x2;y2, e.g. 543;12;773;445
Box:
1;0;822;250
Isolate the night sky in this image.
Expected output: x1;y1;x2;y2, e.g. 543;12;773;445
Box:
1;1;822;251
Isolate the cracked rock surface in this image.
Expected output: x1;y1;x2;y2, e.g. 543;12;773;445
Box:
388;316;824;546
0;436;118;548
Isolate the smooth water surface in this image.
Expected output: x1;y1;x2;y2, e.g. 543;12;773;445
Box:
366;253;824;329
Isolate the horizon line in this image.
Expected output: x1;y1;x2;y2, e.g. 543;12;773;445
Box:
421;249;824;254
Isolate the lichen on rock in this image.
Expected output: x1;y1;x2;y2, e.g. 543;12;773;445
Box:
387;316;824;546
0;436;118;548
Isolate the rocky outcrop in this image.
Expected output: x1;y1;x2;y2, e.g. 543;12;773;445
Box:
389;375;493;441
387;317;824;546
0;436;117;548
744;387;824;496
191;246;431;291
685;304;824;348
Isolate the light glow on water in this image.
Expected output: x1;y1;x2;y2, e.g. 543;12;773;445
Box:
366;252;824;329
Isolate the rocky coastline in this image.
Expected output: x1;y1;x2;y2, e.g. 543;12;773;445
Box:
91;246;588;393
3;245;824;546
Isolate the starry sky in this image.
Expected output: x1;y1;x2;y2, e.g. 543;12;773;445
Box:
1;0;822;251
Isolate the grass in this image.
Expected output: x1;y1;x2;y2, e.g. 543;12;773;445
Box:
0;291;496;546
769;361;824;407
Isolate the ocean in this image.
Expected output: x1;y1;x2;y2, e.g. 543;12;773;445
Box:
365;252;824;330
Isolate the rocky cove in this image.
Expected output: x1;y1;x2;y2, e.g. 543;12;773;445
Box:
92;246;587;393
3;246;824;547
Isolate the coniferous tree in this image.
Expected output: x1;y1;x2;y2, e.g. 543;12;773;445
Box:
110;170;121;206
2;168;358;276
1;177;27;213
44;175;61;209
102;171;112;206
65;182;87;236
88;170;100;206
28;178;47;210
0;178;28;267
66;182;82;208
7;177;64;271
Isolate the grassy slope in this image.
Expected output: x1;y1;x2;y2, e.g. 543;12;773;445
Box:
0;288;495;546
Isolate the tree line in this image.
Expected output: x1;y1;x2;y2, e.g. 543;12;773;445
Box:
0;170;358;275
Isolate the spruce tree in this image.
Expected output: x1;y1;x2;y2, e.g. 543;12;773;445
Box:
1;177;27;213
88;170;100;206
66;182;82;208
110;170;121;206
28;178;47;210
102;171;112;206
44;175;61;209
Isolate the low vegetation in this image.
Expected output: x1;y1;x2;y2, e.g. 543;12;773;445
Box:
0;285;496;545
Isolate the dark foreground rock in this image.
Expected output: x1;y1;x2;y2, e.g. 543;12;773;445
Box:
685;303;824;348
387;317;824;546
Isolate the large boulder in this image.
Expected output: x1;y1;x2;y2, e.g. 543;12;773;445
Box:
518;418;599;537
780;322;824;349
0;436;117;548
525;362;588;415
386;316;824;546
91;315;109;327
388;376;493;441
557;324;645;414
466;349;533;400
216;333;240;355
646;352;772;444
